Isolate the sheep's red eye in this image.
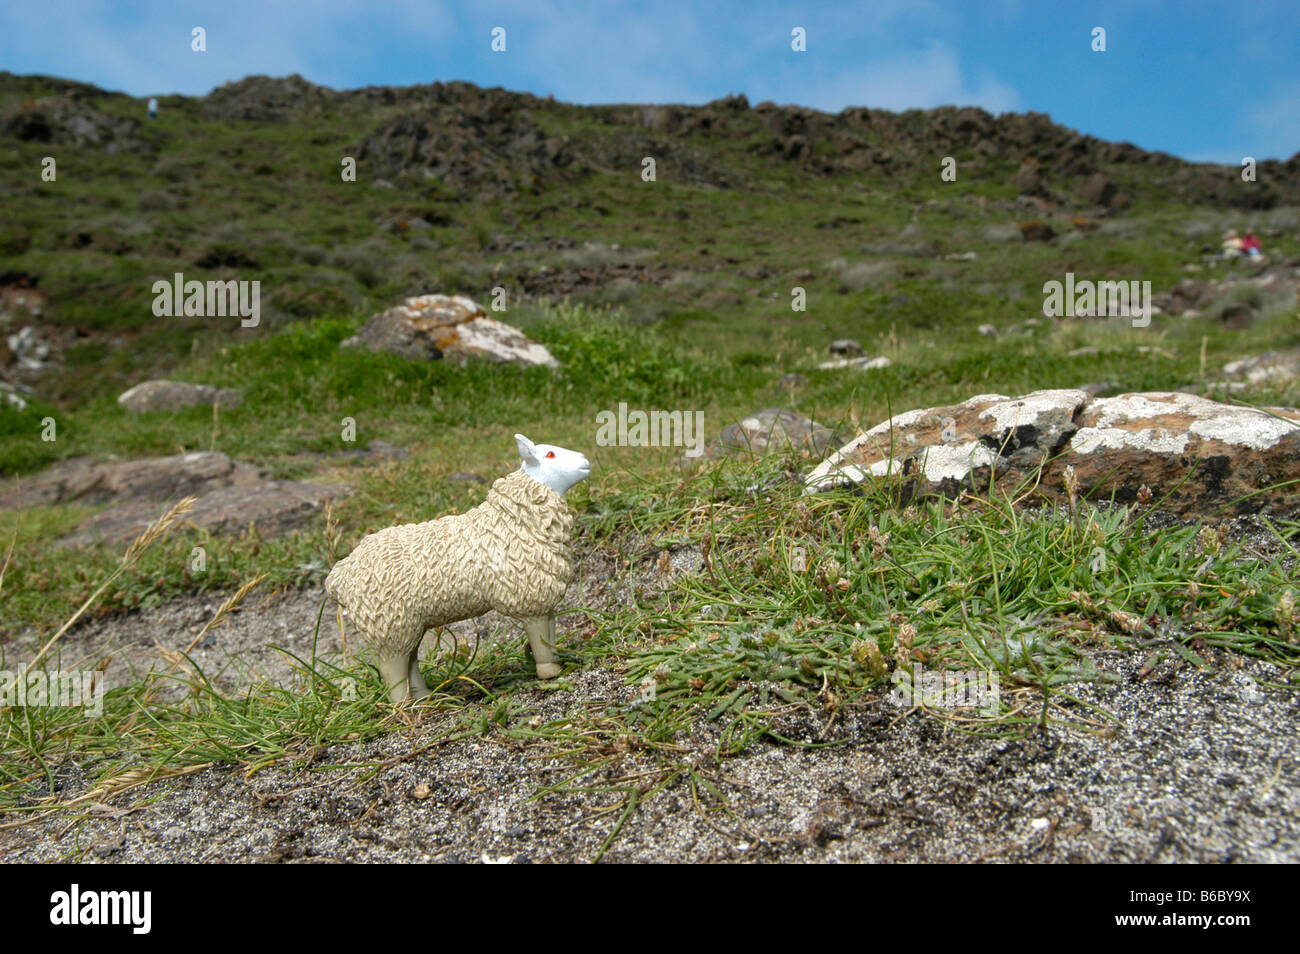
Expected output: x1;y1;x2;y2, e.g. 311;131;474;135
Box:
546;451;556;458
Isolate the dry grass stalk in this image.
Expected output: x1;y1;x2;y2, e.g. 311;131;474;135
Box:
24;496;197;674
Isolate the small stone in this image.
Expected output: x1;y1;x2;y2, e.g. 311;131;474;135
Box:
705;408;844;461
1222;351;1299;384
817;356;891;371
1077;381;1120;398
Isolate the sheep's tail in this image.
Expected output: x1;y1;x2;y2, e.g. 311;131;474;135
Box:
323;561;341;600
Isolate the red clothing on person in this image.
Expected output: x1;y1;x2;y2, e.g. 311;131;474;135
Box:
1241;234;1262;252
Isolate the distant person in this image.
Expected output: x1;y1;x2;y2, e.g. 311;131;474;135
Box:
147;97;158;119
1241;230;1262;256
1221;229;1243;257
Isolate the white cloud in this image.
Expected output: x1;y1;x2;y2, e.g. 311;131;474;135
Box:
1242;82;1300;160
752;42;1021;114
0;1;1004;119
0;0;450;96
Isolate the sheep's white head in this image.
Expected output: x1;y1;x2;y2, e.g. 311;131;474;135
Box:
515;433;590;496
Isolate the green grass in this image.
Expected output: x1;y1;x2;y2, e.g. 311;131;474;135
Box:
2;288;1298;636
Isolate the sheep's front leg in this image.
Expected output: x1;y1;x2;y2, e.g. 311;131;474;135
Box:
378;653;411;703
524;615;561;679
408;645;430;700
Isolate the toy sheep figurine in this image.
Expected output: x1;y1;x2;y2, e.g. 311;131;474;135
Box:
325;434;590;702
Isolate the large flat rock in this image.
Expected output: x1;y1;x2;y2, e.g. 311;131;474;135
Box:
805;389;1300;517
59;480;351;548
117;380;244;412
2;450;349;547
0;451;260;509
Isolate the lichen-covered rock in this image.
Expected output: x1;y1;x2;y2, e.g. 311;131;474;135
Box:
1064;393;1299;515
117;380;244;412
806;389;1085;494
340;294;559;368
805;389;1300;517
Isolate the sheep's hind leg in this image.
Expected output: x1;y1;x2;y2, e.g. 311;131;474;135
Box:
524;616;561;679
378;653;411;703
408;644;430;700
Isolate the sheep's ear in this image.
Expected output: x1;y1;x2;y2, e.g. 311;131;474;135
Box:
515;433;539;465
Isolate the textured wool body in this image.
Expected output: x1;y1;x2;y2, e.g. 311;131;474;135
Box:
324;469;575;658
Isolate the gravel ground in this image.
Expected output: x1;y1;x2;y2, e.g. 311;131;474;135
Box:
1;644;1295;863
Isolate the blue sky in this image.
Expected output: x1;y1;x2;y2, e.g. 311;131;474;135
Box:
2;1;1297;162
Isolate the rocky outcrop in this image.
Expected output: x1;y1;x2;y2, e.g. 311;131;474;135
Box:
202;74;340;122
355;87;578;192
6;71;1298;205
341;294;559;367
805;390;1300;518
0;95;150;153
